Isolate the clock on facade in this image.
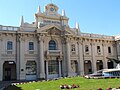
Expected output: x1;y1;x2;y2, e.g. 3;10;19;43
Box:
50;7;54;12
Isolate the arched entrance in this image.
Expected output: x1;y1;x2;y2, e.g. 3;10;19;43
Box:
26;61;37;80
71;60;78;76
84;60;92;74
107;60;114;69
48;60;59;79
3;61;16;81
96;60;103;71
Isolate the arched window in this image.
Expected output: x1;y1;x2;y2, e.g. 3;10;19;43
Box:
26;61;36;75
49;40;56;50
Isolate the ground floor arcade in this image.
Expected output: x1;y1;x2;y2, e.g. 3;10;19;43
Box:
0;59;115;81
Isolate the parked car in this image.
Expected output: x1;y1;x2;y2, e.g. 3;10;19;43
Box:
84;68;120;79
84;70;103;78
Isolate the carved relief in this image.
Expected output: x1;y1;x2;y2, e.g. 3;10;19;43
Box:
48;28;63;35
17;33;25;42
37;33;45;42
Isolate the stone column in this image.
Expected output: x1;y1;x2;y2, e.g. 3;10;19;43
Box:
38;35;45;79
58;60;62;77
61;38;67;77
103;43;108;69
19;34;26;80
78;41;84;75
16;34;20;80
45;61;48;80
0;61;3;81
91;42;97;72
66;38;71;76
0;39;3;81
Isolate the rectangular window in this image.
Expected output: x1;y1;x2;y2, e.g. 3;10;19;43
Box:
7;41;13;50
97;46;101;53
29;42;34;50
85;45;89;52
48;60;59;74
71;44;75;52
108;47;111;53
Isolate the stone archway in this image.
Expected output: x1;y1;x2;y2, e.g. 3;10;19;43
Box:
3;61;16;81
96;60;103;71
84;60;92;75
26;61;37;80
107;60;114;69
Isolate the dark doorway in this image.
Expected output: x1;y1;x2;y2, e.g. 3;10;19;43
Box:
84;60;92;74
107;60;114;69
96;60;103;71
3;61;16;81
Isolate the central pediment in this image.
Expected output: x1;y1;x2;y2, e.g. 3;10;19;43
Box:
37;24;75;36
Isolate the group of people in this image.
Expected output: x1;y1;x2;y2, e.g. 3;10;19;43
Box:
60;84;80;89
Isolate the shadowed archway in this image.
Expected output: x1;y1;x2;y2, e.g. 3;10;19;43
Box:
3;61;16;81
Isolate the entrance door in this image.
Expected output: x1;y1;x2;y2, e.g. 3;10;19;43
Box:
5;68;11;80
107;61;114;69
3;61;16;81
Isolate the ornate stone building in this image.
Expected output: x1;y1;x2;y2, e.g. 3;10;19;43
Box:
0;3;120;81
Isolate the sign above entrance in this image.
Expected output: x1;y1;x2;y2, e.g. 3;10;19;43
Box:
8;61;14;64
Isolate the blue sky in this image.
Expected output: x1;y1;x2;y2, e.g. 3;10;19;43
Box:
0;0;120;36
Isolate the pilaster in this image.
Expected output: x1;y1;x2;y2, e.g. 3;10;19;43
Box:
45;60;48;80
16;34;20;80
103;43;108;69
38;34;45;79
77;40;84;75
0;61;3;81
0;39;3;81
18;34;26;80
91;41;97;72
58;60;62;77
66;37;71;76
61;37;67;77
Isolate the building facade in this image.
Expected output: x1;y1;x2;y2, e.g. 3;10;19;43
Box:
0;3;120;81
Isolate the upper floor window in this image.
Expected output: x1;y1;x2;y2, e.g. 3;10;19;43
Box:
7;41;13;50
49;40;56;50
29;42;34;50
85;45;89;52
71;44;76;52
108;47;111;53
97;46;101;53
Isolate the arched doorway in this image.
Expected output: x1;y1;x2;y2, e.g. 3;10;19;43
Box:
3;61;16;81
26;61;37;80
107;60;114;69
84;60;92;74
96;60;103;71
71;60;78;76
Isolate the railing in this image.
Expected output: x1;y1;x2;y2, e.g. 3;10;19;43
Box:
46;50;62;56
81;33;115;40
0;25;19;31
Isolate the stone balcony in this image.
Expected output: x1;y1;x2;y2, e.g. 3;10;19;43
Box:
45;50;62;57
24;51;38;58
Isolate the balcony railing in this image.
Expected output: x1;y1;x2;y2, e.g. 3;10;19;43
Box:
46;50;62;56
0;25;19;31
80;33;115;40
